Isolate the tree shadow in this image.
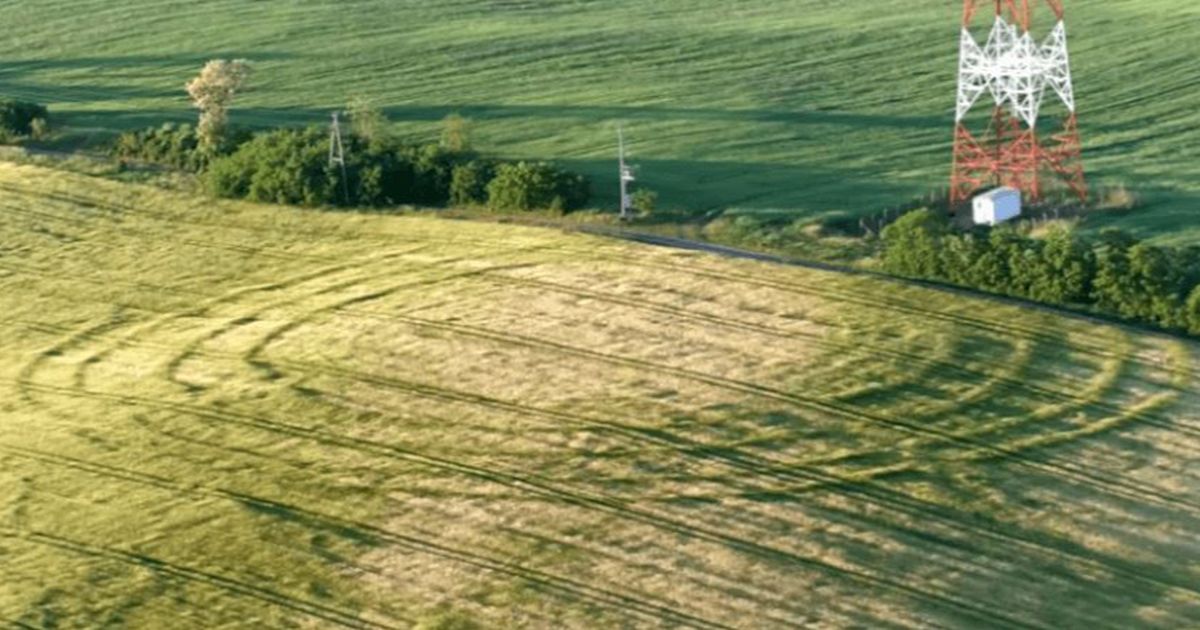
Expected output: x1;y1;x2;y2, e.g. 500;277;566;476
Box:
45;102;938;219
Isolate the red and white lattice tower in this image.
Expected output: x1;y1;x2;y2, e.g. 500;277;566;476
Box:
950;0;1087;206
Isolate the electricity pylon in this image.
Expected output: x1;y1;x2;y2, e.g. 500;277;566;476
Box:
951;0;1087;206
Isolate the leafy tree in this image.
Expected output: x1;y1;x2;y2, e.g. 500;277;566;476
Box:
406;143;472;206
880;209;949;279
186;59;251;152
0;99;48;137
347;96;393;149
1028;226;1095;305
1187;286;1200;335
939;232;986;286
631;189;658;215
1128;243;1187;329
113;123;205;170
487;161;560;211
1091;228;1139;317
554;169;591;211
985;226;1039;297
449;160;494;207
440;113;471;152
205;127;335;206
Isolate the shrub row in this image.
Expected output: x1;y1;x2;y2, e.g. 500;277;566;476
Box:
113;123;206;170
114;123;591;212
202;127;589;211
881;210;1200;335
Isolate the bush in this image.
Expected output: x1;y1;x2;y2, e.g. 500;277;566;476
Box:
449;160;494;207
486;161;590;212
554;169;591;211
1187;286;1200;335
631;189;658;215
0;99;49;138
487;162;558;211
29;117;50;141
114;123;205;171
404;143;472;206
206;127;338;206
880;209;949;278
1027;226;1094;305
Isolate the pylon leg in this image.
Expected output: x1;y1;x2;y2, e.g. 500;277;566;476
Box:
1043;113;1087;202
951;124;996;205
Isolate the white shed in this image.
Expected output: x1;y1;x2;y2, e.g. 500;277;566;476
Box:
973;187;1022;226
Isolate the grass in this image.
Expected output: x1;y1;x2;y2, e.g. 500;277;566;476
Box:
1;163;1199;627
0;1;1197;242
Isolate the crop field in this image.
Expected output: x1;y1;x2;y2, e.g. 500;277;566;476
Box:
0;163;1197;627
1;1;1198;240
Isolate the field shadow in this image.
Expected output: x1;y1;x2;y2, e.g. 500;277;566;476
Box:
0;53;296;111
375;103;944;131
0;52;295;77
45;103;931;219
556;156;921;219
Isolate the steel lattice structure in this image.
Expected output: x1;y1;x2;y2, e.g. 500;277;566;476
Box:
951;0;1087;206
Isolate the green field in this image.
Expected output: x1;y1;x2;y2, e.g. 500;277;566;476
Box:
2;163;1199;627
1;1;1198;240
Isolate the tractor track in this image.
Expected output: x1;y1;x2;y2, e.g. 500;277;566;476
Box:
10;247;1198;606
361;313;1200;518
0;446;737;630
0;526;394;630
456;271;1200;440
14;380;1047;630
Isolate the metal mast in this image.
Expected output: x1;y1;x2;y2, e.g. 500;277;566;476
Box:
329;112;349;204
618;125;635;220
950;0;1087;206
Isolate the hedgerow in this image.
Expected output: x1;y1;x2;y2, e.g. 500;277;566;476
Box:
881;209;1200;335
200;127;590;211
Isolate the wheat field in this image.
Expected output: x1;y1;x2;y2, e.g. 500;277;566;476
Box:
0;163;1198;627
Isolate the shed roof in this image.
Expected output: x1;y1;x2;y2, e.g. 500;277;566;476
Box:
976;187;1021;201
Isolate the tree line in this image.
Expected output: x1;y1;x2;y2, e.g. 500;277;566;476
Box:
111;60;590;212
881;209;1200;335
